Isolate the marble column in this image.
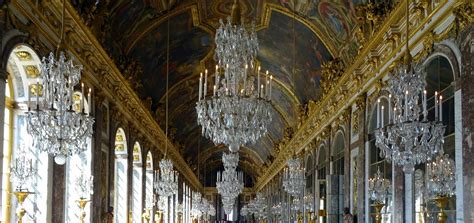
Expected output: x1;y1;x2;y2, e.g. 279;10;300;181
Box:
92;102;107;222
460;24;474;222
51;163;66;223
327;175;340;222
356;94;367;222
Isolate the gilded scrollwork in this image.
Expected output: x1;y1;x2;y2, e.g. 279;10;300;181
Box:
320;58;345;95
453;1;473;33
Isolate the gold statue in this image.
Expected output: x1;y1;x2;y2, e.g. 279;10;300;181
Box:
76;198;90;223
13;191;34;223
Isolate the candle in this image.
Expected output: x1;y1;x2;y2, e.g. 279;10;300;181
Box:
265;70;269;98
204;69;208;98
88;88;92;114
377;99;380;128
266;80;270;99
261;84;264;98
404;91;409;120
215;65;219;87
423;90;427;120
434;91;438;120
269;75;273;99
381;105;384;127
393;108;397;123
27;84;31;111
388;94;392;124
213;85;216;97
258;66;261;97
81;83;85;113
36;81;40;109
439;95;443;122
199;73;202;101
244;64;248;93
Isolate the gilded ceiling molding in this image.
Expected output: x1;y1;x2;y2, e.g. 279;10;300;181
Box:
10;0;203;190
255;0;461;191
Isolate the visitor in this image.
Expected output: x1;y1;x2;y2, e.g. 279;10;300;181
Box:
343;207;353;223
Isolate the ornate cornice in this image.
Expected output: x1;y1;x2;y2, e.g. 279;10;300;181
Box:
255;0;461;191
10;0;203;190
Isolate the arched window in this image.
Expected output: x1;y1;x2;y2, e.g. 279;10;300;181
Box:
114;128;128;223
1;45;51;222
145;151;154;214
317;144;327;223
415;55;456;221
332;131;345;176
65;92;92;222
132;142;143;223
367;96;392;221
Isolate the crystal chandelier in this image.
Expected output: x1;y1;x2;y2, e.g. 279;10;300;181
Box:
154;3;179;198
244;192;267;220
27;0;94;165
154;159;179;197
374;0;445;173
368;168;391;204
10;145;36;191
196;0;272;152
216;153;244;214
426;153;455;198
282;156;305;197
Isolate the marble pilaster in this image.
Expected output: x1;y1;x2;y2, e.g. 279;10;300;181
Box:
460;24;474;222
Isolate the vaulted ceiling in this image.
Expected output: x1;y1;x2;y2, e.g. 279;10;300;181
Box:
72;0;362;186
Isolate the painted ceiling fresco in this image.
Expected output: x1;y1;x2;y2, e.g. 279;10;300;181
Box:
71;0;369;182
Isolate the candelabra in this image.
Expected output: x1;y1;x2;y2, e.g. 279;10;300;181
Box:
154;159;178;197
271;203;282;222
76;171;93;223
196;0;272;153
282;156;305;197
426;154;455;223
368;168;391;223
10;145;36;223
10;145;36;191
28;51;94;165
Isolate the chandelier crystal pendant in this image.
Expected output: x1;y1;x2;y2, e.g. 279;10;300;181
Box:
282;156;305;197
10;145;37;191
196;0;272;153
154;159;179;197
374;0;445;173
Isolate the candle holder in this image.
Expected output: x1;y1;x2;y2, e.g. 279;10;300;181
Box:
155;210;164;223
371;202;384;223
433;196;449;223
306;211;315;223
142;208;151;223
296;211;303;223
13;191;34;223
76;198;90;223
